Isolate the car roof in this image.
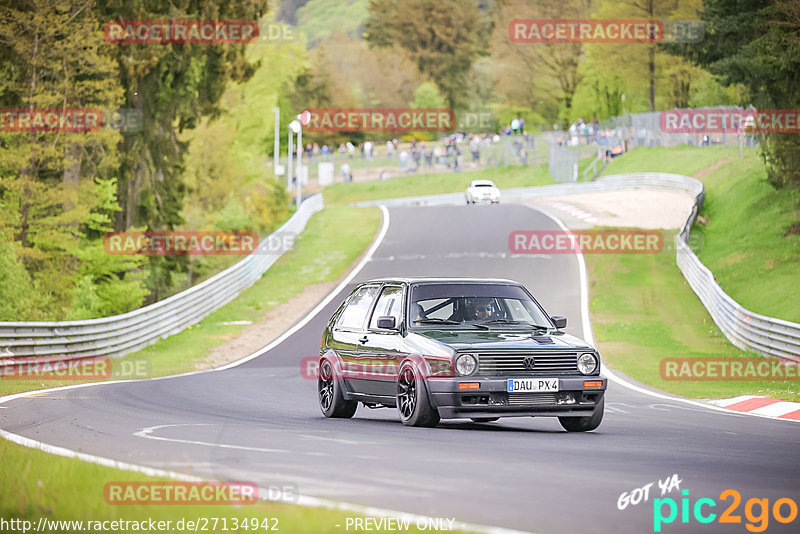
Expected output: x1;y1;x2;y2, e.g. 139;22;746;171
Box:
361;277;520;285
470;179;496;186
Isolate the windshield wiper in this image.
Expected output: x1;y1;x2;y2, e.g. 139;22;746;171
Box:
478;319;549;330
415;318;460;325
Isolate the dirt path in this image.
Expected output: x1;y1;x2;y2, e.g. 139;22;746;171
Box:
692;157;737;179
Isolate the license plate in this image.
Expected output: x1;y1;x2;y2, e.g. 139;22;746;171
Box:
507;378;559;392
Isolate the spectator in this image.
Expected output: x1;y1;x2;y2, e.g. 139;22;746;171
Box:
411;147;421;170
424;146;433;167
511;117;520;134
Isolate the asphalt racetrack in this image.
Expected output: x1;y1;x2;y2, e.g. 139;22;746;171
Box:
3;204;799;533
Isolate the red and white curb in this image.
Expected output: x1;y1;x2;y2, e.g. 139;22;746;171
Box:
708;395;800;421
544;201;598;224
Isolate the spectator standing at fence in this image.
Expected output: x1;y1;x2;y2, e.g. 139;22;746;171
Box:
346;141;355;158
341;162;350;182
364;141;373;159
470;135;480;166
519;117;525;134
511;117;520;134
386;140;394;159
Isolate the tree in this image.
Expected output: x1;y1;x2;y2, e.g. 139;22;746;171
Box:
93;0;268;301
490;0;591;128
0;0;127;316
668;0;800;188
364;0;490;108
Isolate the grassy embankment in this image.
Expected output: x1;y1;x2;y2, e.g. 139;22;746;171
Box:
587;145;799;401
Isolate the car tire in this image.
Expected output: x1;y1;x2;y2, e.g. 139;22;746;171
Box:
318;358;357;418
396;363;440;427
558;397;604;432
470;418;499;423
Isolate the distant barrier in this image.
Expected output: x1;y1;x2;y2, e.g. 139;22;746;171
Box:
353;173;800;362
0;195;324;365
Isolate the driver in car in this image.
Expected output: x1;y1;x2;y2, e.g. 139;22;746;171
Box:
470;298;497;321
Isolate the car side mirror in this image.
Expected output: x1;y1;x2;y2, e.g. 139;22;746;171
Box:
376;316;397;330
550;316;567;329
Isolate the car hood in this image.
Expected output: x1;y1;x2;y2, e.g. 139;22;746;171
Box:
412;329;594;351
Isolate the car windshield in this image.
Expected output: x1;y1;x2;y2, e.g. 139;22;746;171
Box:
409;283;551;329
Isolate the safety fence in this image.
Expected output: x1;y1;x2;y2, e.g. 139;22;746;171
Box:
353;173;800;362
0;195;324;365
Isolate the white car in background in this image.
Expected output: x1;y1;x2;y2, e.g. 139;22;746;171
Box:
465;179;500;204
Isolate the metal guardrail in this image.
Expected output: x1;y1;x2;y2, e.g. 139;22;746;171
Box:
0;195;325;364
353;173;800;362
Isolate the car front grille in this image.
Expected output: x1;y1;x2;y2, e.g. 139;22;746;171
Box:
476;352;579;376
507;393;558;406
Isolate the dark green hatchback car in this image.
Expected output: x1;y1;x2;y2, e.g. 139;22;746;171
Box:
318;278;606;431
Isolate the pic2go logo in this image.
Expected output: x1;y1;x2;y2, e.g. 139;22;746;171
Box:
653;489;798;532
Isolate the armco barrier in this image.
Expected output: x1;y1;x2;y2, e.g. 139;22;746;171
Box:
353;173;800;362
0;195;324;364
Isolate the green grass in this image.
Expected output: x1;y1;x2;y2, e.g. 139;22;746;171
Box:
600;145;743;176
588;231;800;402
0;437;464;533
692;155;800;322
324;163;555;205
0;206;382;397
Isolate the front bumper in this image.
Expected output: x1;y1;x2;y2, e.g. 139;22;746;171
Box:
426;376;606;419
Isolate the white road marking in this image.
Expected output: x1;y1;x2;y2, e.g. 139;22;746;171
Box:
299;434;369;445
751;402;800;417
707;395;760;407
134;424;293;454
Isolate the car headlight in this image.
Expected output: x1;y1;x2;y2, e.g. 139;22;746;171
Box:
455;354;477;376
577;353;598;375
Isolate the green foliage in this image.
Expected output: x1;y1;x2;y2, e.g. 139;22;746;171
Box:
296;0;370;47
0;231;50;321
410;82;447;109
409;82;446;140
